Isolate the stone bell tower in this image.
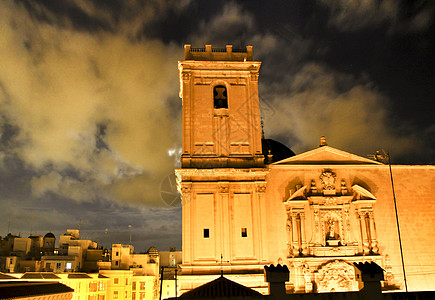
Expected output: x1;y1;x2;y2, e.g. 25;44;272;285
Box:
176;45;270;292
178;44;264;168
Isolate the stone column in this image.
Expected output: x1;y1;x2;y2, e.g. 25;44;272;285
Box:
292;212;299;255
339;218;344;246
286;212;293;257
358;211;370;255
180;70;191;160
300;212;308;255
343;206;351;245
181;185;192;265
256;183;268;262
368;211;379;253
312;207;321;246
219;184;230;261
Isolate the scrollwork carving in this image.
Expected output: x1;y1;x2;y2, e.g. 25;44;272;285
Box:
181;71;191;80
320;170;336;191
180;186;191;194
219;185;229;194
256;185;266;193
250;71;259;81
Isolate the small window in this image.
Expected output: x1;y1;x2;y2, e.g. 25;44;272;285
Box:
114;278;119;284
213;85;228;109
241;228;247;237
126;278;128;285
113;291;118;299
115;251;119;256
203;228;210;238
132;281;136;290
115;261;119;266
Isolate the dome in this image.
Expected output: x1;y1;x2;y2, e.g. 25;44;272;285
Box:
44;232;55;239
147;246;158;255
261;138;295;164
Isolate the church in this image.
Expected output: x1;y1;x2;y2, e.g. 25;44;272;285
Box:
175;45;435;294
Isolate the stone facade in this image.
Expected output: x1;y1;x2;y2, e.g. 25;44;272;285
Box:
176;45;435;294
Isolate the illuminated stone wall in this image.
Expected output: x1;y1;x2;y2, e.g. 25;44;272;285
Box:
265;153;435;292
176;45;435;294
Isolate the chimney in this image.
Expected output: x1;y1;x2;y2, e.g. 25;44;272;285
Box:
264;264;289;297
354;262;384;299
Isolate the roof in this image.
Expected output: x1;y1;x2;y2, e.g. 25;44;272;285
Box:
68;273;92;279
273;146;383;165
0;273;18;280
147;246;159;255
262;138;295;164
0;281;73;299
180;275;262;298
44;232;55;238
21;272;60;279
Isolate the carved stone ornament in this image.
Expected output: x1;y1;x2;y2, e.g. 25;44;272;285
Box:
219;185;229;194
256;185;266;193
317;260;356;293
181;71;191;80
180;186;191;194
250;71;259;81
310;180;317;193
324;197;338;206
320;170;336;191
340;179;348;195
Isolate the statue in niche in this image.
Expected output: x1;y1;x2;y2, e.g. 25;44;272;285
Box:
326;219;340;246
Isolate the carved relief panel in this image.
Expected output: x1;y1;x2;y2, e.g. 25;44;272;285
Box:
283;170;379;257
283;169;384;293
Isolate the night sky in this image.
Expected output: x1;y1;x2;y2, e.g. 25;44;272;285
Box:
0;0;433;252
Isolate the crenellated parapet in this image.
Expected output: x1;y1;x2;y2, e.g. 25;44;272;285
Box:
184;44;253;61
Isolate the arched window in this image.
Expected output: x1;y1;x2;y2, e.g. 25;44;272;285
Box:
213;85;228;109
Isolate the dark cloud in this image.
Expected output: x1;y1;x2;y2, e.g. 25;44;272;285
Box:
0;0;433;249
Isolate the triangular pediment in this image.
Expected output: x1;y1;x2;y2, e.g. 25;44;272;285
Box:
273;146;383;165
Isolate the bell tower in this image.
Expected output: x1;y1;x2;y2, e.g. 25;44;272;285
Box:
176;46;270;287
178;44;264;168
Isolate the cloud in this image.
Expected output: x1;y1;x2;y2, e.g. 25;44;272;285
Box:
0;0;431;250
318;0;399;31
318;0;434;34
262;63;420;158
0;1;182;205
189;2;256;46
183;1;424;162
